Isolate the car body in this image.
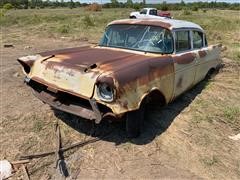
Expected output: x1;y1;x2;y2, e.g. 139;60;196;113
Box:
130;8;171;19
18;18;223;137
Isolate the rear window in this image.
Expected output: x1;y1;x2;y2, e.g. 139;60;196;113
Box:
149;9;157;15
175;31;191;52
193;31;203;49
140;9;147;14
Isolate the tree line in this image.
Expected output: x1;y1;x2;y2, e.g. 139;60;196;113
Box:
1;0;239;10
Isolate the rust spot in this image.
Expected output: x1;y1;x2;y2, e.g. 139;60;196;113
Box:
199;50;207;58
96;76;114;88
122;100;128;109
177;77;183;88
31;76;89;99
173;53;195;64
113;56;174;98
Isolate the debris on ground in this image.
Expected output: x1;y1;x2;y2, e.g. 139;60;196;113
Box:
55;123;69;177
0;160;12;179
229;133;240;141
24;46;32;49
21;165;30;180
3;44;14;48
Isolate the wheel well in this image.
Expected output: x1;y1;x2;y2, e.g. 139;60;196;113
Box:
140;90;166;108
205;67;216;79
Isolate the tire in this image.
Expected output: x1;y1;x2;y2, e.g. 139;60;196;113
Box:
126;105;145;138
130;16;136;19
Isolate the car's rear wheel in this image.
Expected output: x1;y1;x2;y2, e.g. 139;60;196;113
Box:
126;104;145;138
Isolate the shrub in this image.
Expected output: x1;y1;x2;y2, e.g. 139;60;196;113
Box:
82;15;94;27
85;3;102;12
192;6;199;11
0;10;6;17
58;24;70;34
183;9;192;15
3;3;14;10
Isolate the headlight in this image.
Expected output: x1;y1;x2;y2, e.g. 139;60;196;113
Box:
97;83;114;102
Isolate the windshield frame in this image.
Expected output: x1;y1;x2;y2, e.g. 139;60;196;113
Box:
99;24;174;55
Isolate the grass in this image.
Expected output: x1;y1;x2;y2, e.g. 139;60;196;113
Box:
200;155;219;167
1;8;239;61
222;107;240;131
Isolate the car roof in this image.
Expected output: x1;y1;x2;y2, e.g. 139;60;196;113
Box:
108;18;204;31
142;8;157;10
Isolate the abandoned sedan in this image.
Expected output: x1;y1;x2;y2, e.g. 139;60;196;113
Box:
18;18;223;137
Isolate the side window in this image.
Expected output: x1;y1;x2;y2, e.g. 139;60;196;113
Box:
193;31;203;49
140;9;147;14
175;31;191;52
149;9;157;15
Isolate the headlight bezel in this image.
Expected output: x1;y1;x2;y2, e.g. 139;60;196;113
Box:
97;82;115;102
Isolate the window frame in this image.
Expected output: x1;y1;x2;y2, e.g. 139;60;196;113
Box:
174;29;192;53
192;30;204;49
99;24;175;54
149;9;158;16
140;9;147;15
173;28;207;54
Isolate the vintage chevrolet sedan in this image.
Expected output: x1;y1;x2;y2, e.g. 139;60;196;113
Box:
18;18;223;137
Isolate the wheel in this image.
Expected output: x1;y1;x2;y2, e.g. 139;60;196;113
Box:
130;16;136;19
126;105;145;138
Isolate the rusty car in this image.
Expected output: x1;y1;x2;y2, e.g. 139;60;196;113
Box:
18;18;223;137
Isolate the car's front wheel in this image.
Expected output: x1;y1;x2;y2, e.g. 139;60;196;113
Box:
126;105;145;138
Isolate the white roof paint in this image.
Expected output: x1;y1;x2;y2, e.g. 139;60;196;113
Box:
164;18;203;30
109;18;204;31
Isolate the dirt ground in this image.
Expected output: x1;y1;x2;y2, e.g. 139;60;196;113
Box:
1;32;240;179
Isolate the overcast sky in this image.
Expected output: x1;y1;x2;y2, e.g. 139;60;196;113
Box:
77;0;240;3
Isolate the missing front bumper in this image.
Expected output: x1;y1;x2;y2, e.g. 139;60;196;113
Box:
32;89;102;123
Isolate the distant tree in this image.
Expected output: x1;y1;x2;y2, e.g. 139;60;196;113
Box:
22;0;28;9
60;0;64;7
69;0;75;9
161;1;168;11
133;3;141;11
111;0;119;8
3;3;14;10
180;0;185;6
126;0;133;8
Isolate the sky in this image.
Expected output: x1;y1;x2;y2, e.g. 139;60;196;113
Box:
77;0;240;3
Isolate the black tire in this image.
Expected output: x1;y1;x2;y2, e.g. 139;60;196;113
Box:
126;105;145;138
130;16;136;19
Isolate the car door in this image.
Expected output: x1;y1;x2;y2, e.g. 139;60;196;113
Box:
173;30;197;98
193;31;221;84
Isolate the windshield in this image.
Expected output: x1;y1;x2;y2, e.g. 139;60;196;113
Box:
99;24;174;54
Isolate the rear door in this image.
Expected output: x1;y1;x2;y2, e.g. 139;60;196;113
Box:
173;30;197;98
193;31;221;83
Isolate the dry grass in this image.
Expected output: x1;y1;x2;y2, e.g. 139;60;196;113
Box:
1;8;239;61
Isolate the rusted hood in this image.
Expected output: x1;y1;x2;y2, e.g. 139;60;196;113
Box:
28;46;148;98
38;46;140;70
